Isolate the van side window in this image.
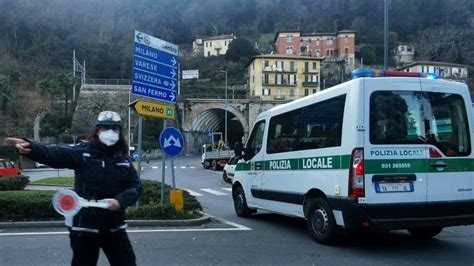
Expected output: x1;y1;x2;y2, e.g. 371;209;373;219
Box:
246;120;266;159
299;95;346;150
267;109;302;154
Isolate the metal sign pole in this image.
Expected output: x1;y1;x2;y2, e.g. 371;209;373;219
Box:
128;91;131;156
160;119;167;202
171;156;176;189
137;116;143;178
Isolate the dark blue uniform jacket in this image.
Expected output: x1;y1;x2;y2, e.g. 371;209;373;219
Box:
26;140;140;234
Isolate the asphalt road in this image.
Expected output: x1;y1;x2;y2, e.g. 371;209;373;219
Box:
2;156;474;265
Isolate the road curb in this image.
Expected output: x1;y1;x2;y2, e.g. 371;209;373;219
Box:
0;213;212;229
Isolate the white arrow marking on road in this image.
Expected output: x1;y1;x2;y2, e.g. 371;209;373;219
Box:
200;189;227;196
170;68;176;78
171;57;177;66
185;189;203;197
163;135;181;148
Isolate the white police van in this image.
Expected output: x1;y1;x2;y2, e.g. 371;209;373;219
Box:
232;68;474;244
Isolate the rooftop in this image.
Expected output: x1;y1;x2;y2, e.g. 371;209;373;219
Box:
397;61;468;70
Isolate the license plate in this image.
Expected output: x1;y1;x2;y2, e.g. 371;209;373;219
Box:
375;182;414;193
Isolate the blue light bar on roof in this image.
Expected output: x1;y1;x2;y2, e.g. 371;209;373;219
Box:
352;68;439;79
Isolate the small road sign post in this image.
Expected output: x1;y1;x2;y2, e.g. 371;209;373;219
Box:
130;30;180;207
159;127;185;207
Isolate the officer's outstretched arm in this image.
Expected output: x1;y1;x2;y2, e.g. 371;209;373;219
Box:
5;138;82;170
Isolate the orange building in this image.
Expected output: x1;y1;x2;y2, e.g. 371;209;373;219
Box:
273;30;356;70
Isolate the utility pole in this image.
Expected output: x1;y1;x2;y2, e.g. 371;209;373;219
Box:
72;50;86;100
219;70;228;146
72;50;76;101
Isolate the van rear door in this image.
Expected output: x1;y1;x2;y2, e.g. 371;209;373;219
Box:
420;80;473;201
364;78;428;204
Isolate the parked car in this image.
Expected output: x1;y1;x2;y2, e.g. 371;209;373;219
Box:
222;155;239;183
0;159;21;177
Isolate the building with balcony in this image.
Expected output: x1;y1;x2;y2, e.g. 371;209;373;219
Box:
247;54;322;101
397;61;468;82
273;30;356;71
193;34;236;57
393;44;415;66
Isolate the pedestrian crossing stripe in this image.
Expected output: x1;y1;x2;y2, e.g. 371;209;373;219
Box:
200;189;227;196
150;165;197;169
183;188;233;197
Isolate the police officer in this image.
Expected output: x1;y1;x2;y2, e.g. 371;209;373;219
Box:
6;111;140;266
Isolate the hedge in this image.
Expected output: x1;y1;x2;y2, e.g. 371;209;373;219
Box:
0;190;61;221
127;180;203;220
0;175;30;191
0;180;202;222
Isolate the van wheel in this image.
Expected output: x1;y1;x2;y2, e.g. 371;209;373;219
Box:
233;186;252;217
223;171;231;183
307;198;337;245
408;227;443;238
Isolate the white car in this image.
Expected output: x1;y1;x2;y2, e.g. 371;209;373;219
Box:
222;155;238;183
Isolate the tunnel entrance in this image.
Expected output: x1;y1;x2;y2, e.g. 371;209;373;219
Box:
191;108;245;149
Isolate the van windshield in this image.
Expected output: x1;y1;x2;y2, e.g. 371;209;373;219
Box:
370;91;471;157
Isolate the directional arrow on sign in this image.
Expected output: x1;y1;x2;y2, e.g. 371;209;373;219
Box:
171;57;177;66
170;80;176;90
164;135;182;148
136;32;143;43
170;68;176;78
129;99;176;119
169;92;176;102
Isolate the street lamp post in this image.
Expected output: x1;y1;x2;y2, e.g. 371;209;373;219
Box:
219;70;228;146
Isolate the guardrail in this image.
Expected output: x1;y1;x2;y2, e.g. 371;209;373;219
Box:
82;79;249;99
85;79;132;85
183;94;248;99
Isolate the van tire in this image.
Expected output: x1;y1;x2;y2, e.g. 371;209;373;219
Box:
307;198;337;245
223;171;231;183
233;186;252;217
408;227;443;238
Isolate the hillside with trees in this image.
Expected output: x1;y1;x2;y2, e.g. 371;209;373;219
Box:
0;0;473;140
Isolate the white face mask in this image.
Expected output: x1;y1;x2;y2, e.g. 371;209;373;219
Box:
98;129;119;146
